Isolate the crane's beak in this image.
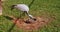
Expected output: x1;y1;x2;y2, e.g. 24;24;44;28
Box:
11;5;16;10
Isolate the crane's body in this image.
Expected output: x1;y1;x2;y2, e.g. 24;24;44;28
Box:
11;4;36;21
14;4;29;12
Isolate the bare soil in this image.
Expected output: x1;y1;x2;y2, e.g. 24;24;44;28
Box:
11;16;53;30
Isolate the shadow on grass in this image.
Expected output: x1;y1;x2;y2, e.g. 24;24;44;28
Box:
7;18;19;32
7;23;16;32
3;16;13;20
29;0;35;8
3;15;17;32
3;15;19;32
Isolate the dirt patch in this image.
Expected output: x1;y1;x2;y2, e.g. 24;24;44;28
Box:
11;16;53;30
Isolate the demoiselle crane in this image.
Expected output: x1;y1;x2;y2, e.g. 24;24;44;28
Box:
11;4;36;21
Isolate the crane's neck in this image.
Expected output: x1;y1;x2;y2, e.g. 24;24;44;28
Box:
25;11;36;21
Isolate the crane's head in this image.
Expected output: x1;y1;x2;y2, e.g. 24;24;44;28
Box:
11;5;17;10
28;15;36;21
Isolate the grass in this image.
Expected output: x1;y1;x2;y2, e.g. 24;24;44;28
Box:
0;0;60;32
